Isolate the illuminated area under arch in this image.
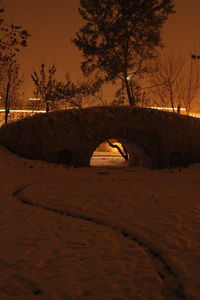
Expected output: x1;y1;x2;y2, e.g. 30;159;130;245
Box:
90;138;152;168
90;139;128;167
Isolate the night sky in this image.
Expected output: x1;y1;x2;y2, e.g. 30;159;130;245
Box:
3;0;200;100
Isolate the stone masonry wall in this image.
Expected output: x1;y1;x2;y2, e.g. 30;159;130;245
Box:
0;106;200;168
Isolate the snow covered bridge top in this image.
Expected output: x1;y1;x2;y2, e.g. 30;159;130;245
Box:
0;106;200;168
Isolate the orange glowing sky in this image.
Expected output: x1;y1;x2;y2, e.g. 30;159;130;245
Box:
3;0;200;100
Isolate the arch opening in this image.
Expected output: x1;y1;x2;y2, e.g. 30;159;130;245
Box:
90;139;128;167
90;138;152;168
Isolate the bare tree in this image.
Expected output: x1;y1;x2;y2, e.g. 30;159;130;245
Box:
32;64;102;111
179;60;200;114
0;5;29;123
149;54;185;111
147;53;200;113
0;59;24;123
31;64;62;112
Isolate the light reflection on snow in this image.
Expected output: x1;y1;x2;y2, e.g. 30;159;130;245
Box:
90;151;128;167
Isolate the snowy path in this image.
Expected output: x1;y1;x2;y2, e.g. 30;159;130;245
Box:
0;146;199;299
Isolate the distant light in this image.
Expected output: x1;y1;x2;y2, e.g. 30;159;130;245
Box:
148;107;200;118
149;106;186;112
189;112;200;118
29;97;42;101
0;109;46;113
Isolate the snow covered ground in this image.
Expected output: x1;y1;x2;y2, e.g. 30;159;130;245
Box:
90;151;128;167
0;145;199;300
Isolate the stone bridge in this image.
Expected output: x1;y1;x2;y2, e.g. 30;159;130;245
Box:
0;106;200;168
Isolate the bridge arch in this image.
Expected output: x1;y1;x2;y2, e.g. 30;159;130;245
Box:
89;134;159;168
0;106;199;168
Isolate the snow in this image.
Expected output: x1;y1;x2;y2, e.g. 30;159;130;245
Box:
90;151;128;167
0;145;199;300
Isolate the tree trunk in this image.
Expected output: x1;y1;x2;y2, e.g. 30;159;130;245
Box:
46;101;50;113
125;78;134;106
177;104;181;114
107;140;128;161
5;81;10;124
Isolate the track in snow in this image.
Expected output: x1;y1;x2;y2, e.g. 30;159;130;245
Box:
13;184;186;300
